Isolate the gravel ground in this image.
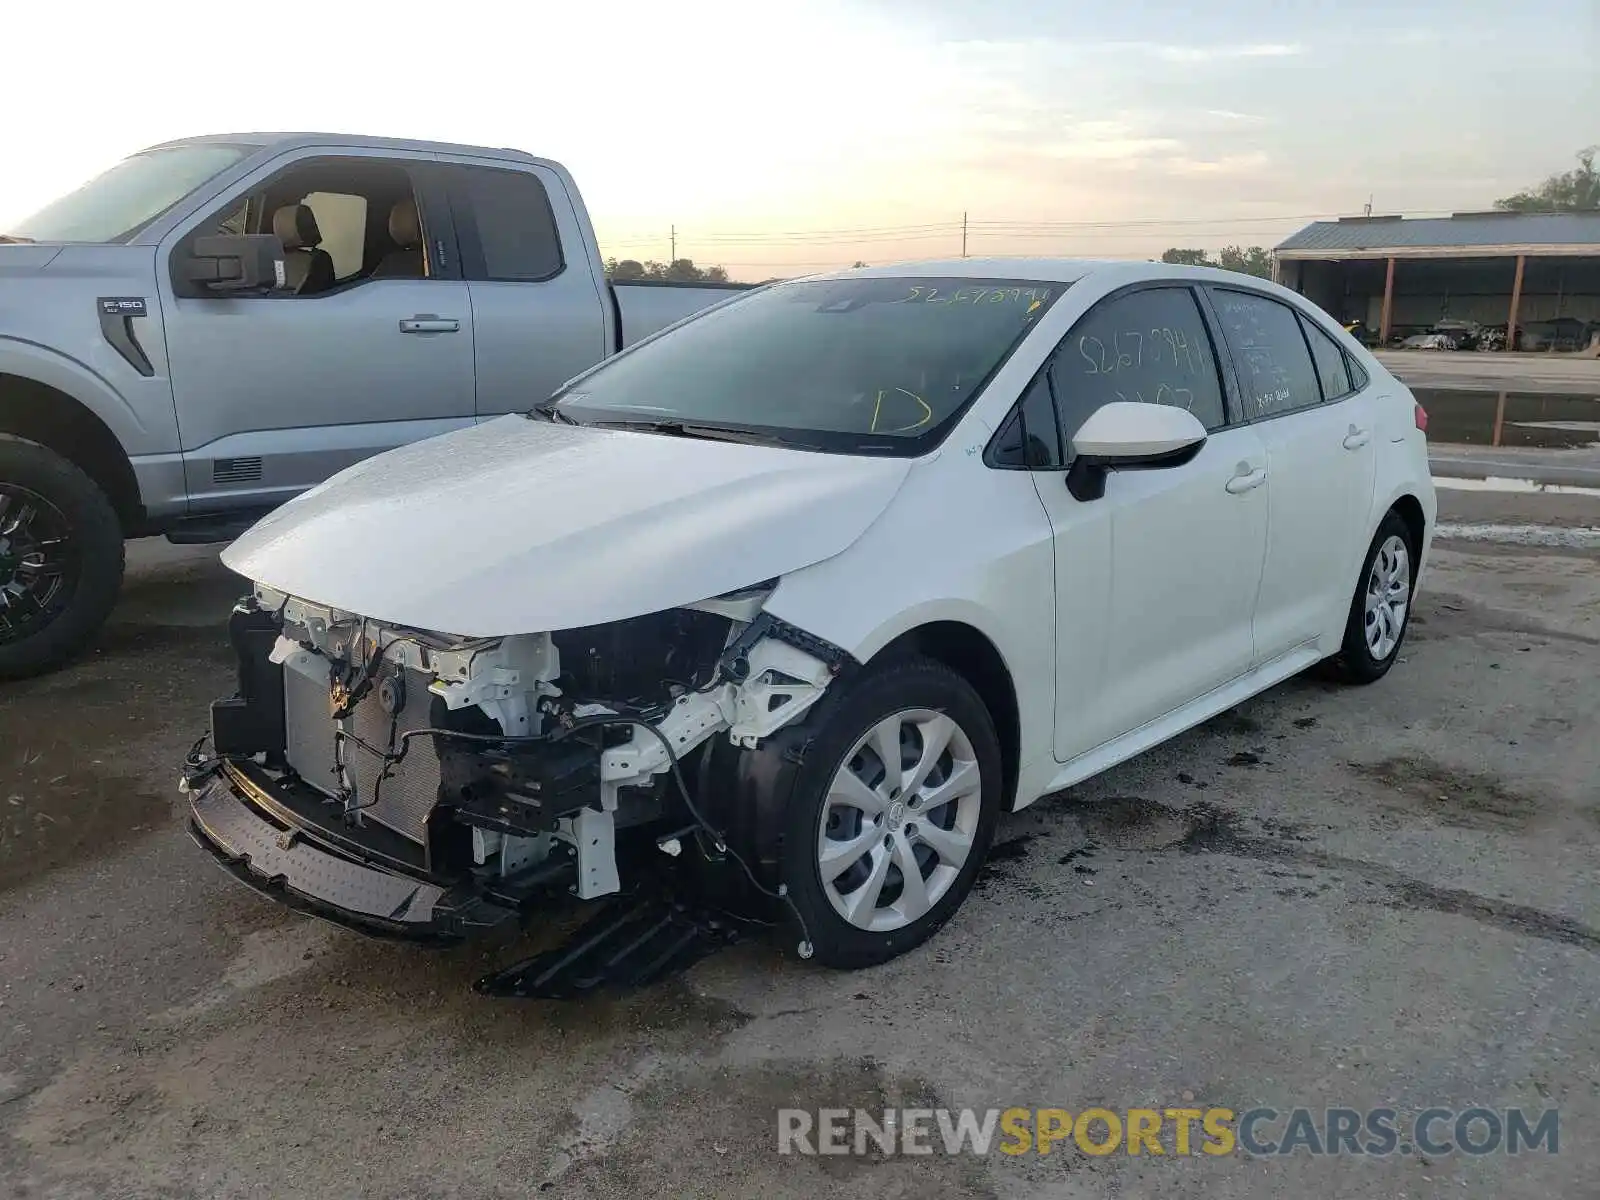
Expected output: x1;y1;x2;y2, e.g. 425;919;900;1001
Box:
1;490;1597;1200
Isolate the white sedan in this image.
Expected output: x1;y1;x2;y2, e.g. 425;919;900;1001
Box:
186;259;1435;973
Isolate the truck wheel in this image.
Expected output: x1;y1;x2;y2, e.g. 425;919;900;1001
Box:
0;437;125;680
771;656;1003;969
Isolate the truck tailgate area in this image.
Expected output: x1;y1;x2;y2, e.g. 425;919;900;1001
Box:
612;279;751;344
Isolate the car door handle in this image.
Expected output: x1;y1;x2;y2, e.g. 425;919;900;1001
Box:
1343;425;1371;450
1225;466;1268;494
398;315;460;334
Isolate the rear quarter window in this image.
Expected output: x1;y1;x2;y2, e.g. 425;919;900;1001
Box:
452;165;564;282
1298;313;1354;401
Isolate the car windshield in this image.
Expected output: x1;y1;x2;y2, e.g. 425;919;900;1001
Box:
8;143;256;243
541;276;1065;455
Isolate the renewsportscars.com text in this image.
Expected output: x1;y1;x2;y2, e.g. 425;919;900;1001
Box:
777;1106;1560;1158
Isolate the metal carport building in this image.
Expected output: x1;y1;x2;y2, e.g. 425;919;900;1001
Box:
1274;212;1600;349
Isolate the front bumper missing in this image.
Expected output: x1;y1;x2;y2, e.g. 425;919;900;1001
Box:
187;761;768;996
187;761;559;942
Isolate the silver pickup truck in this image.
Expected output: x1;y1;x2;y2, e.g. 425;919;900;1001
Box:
0;133;748;677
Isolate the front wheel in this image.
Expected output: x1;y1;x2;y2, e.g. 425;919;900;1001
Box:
773;656;1004;969
0;437;126;680
1331;511;1417;685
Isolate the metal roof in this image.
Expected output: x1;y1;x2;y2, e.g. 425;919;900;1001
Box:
1276;212;1600;255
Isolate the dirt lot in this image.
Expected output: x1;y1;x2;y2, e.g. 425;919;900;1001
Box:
1;494;1598;1199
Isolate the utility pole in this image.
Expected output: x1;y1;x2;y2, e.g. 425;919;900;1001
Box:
670;224;677;262
961;211;968;258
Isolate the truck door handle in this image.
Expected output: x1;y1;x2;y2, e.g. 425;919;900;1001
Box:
398;315;460;334
1343;425;1371;450
1225;466;1268;494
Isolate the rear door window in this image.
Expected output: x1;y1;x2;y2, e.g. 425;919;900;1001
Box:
449;165;564;282
1208;289;1323;419
1049;285;1228;447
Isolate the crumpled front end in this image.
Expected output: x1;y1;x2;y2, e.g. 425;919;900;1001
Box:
183;581;846;942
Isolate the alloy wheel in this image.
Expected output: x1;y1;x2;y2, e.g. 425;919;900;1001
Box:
0;485;74;644
1364;534;1411;661
816;708;984;933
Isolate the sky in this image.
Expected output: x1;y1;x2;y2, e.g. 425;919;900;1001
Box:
3;0;1597;280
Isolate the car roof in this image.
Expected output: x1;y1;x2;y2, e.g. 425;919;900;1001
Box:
793;257;1283;289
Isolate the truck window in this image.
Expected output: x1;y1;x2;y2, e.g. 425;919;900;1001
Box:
299;191;368;281
449;166;563;282
180;156;440;296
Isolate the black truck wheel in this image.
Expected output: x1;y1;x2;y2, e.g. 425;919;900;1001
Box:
0;437;125;680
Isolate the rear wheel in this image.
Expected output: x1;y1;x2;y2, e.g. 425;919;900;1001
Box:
0;438;125;680
773;656;1003;969
1331;510;1417;685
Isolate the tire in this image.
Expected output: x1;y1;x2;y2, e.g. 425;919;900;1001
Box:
0;437;126;680
770;655;1004;969
1330;510;1418;686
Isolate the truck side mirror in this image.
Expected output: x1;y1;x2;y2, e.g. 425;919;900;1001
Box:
182;234;285;293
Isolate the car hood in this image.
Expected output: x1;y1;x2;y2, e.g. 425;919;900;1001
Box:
0;244;65;276
222;415;913;635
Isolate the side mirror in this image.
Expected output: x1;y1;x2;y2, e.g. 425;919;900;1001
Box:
1066;401;1208;502
181;234;285;293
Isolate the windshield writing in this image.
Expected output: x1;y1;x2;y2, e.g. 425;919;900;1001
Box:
547;276;1062;456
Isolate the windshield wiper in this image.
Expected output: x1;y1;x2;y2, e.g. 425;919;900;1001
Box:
528;400;580;425
0;234;36;244
586;418;811;449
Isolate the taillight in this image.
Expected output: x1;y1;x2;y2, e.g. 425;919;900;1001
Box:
1414;403;1428;433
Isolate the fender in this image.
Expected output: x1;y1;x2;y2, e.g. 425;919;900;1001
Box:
1368;428;1437;560
0;335;155;445
764;591;1058;810
1370;476;1437;576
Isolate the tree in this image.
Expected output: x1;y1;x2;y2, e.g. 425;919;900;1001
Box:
1495;146;1600;212
1161;245;1274;278
603;255;729;282
1217;245;1274;279
606;257;647;280
851;260;870;269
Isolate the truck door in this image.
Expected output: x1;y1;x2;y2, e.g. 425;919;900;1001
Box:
156;149;476;515
430;157;611;419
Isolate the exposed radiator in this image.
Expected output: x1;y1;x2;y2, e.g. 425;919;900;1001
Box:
282;658;445;845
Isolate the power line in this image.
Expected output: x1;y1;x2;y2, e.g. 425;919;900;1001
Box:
596;204;1482;278
597;205;1468;250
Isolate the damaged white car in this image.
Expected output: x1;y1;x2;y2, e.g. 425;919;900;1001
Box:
183;260;1435;979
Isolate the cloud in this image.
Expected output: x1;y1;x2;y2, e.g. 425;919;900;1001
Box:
1162;152;1273;178
1037;136;1188;162
1204;109;1269;124
1136;42;1305;62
